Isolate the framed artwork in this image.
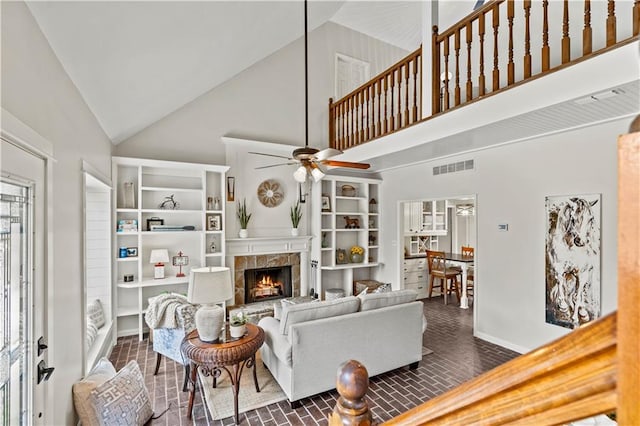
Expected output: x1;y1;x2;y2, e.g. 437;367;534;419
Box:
146;217;164;231
126;247;138;257
227;176;235;202
336;249;348;264
207;214;221;231
545;194;601;329
321;195;331;212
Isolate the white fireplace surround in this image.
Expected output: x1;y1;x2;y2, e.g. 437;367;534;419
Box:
226;236;312;296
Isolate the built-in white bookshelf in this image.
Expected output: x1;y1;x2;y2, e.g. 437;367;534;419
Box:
112;157;229;340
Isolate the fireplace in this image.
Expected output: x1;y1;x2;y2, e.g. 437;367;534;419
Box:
244;266;292;304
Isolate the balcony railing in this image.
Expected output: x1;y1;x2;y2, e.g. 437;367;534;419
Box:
329;0;639;150
329;48;422;151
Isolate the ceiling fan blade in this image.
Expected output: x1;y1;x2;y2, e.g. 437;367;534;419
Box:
249;152;292;160
321;160;370;170
314;148;343;161
255;162;298;170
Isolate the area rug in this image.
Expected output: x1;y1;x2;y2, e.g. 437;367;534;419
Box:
422;347;434;356
198;356;287;421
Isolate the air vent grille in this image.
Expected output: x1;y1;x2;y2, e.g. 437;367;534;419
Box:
433;159;474;176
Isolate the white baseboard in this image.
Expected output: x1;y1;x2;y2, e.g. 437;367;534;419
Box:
474;331;531;354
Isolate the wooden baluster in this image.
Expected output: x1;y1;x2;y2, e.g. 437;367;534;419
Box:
454;29;461;106
562;0;571;63
404;63;410;126
377;78;382;137
349;95;354;148
542;0;550;72
492;3;500;91
634;0;640;36
329;360;372;426
365;85;370;141
466;22;473;102
341;101;346;150
444;36;451;111
383;74;389;135
354;93;359;145
329;98;335;149
412;56;420;123
507;0;515;85
432;26;441;115
479;12;486;96
607;0;616;46
583;0;592;55
389;70;395;131
356;93;361;145
359;90;364;143
524;0;532;78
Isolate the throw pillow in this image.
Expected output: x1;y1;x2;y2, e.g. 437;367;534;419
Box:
86;319;98;349
358;289;417;311
73;357;117;426
373;283;392;293
87;299;105;329
90;361;153;426
273;301;282;320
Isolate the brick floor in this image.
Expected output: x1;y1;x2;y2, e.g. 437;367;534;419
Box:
109;296;520;425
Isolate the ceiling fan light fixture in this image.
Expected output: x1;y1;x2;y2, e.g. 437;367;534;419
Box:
293;166;308;183
310;164;325;182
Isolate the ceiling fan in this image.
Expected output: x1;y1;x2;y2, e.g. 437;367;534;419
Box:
250;0;370;183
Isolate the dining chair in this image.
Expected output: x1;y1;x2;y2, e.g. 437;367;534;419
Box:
461;246;475;297
426;250;462;303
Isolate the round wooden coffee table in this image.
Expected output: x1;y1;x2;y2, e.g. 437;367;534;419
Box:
181;323;265;424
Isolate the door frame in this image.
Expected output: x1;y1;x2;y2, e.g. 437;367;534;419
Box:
1;108;55;424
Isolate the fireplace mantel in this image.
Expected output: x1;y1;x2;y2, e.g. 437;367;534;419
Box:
226;236;312;299
226;236;312;256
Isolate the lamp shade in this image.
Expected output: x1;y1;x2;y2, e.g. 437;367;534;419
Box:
293;166;307;183
187;266;233;305
149;249;169;264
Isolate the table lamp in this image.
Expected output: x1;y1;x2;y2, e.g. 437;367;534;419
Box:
150;249;170;279
187;267;233;342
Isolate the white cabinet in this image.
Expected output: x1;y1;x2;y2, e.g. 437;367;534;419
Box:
406;235;439;255
112;157;229;339
403;201;423;234
422;200;448;235
312;175;381;299
403;258;428;299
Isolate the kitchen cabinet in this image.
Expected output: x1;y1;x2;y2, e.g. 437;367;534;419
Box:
403;257;428;299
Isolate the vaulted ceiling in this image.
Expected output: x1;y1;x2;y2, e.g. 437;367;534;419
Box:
26;1;422;144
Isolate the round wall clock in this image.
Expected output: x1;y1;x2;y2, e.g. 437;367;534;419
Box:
257;179;284;208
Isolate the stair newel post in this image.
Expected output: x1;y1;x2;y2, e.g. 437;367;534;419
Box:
329;360;373;426
329;98;336;150
634;0;640;36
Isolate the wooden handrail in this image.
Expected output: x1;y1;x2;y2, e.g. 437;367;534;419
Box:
329;48;421;150
329;127;640;425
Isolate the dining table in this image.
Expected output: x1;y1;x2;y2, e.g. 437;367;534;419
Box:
442;252;475;309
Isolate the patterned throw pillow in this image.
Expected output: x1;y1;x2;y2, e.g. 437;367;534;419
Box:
86;319;98;349
87;299;105;329
73;358;117;426
373;283;392;293
90;361;153;426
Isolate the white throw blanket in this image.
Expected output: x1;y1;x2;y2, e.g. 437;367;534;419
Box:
145;293;189;329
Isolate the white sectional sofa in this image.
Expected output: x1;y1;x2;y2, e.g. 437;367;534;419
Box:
258;289;425;406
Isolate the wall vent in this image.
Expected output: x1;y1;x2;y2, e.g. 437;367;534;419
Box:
433;159;474;176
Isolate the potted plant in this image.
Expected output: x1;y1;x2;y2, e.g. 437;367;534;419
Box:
290;200;303;236
237;198;252;238
229;311;248;338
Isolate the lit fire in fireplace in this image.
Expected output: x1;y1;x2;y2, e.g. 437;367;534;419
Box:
252;275;282;298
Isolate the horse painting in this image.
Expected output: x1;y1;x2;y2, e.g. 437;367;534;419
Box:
545;194;601;329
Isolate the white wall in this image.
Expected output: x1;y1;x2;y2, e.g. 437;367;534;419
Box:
114;21;409;163
378;118;627;353
1;2;113;424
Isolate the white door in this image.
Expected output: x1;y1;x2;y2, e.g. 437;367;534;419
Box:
1;140;48;425
335;53;370;99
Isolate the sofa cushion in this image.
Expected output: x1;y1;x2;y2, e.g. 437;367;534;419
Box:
358;289;417;311
279;296;360;335
73;357;117;426
90;360;153;426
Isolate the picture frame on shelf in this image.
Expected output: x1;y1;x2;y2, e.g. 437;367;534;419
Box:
126;247;138;257
146;217;164;231
336;248;348;264
321;195;331;212
207;214;221;231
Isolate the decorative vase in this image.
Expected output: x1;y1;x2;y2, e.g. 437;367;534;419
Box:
239;229;248;238
350;253;364;263
230;324;246;338
291;227;299;236
195;304;224;343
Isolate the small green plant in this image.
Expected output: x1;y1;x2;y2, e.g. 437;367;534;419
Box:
230;311;247;326
236;198;252;229
290;200;303;228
